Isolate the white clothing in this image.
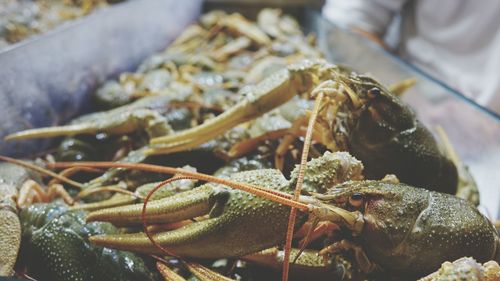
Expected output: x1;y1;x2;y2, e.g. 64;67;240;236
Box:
323;0;500;114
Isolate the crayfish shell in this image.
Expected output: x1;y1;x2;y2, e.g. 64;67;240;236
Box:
419;257;500;281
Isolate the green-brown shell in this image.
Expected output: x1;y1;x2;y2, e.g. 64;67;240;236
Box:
322;181;498;276
341;74;459;194
19;202;158;281
419;257;497;281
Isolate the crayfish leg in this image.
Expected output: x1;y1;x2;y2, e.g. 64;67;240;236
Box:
157;260;238;281
275;115;309;171
320;239;378;274
296;221;340;248
17;180;74;208
71;193;136;212
156;261;186;281
184;261;236;281
226;128;289;161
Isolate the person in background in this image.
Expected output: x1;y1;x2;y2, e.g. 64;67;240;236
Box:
323;0;500;115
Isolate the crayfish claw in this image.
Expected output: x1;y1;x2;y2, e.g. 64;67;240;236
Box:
89;218;222;256
86;184;216;226
147;60;340;155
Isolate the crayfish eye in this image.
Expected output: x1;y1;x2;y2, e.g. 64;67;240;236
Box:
349;193;364;208
367;87;381;99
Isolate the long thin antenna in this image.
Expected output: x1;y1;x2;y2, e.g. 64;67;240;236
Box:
141;176;189;258
49;161;309;211
281;91;324;281
0;155;84;189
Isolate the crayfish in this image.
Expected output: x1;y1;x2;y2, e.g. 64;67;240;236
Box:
44;150;498;280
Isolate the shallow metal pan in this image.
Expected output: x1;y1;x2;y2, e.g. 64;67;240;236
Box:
0;0;202;157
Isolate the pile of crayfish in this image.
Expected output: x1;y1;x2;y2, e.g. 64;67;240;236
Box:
0;0;124;47
0;9;498;281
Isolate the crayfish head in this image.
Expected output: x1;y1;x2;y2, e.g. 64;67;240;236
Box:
344;74;415;130
315;181;429;258
318;72;416;149
349;93;416;155
335;74;420;180
315;181;391;215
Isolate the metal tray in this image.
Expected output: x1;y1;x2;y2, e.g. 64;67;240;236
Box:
0;0;202;157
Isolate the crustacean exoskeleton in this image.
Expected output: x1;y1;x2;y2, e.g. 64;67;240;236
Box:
418;257;500;281
0;159;77;277
4;96;174;142
48;152;499;279
18;201;159;281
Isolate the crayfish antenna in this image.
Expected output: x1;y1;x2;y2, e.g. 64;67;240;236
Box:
75;183;140;200
47;161;310;212
70;183;142;211
388;78;417;96
48;166;102;186
282;90;324;281
293;217;320;264
0;155;84;189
